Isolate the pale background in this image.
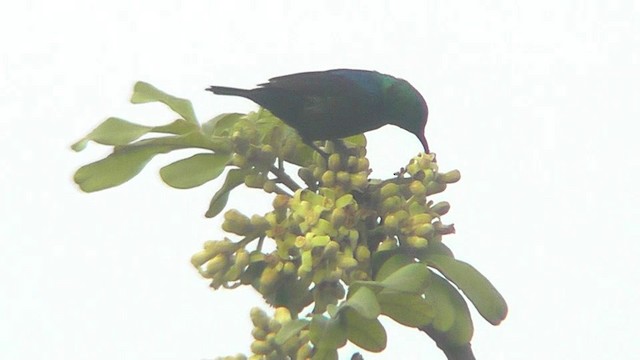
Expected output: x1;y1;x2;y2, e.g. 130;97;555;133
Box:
2;1;639;359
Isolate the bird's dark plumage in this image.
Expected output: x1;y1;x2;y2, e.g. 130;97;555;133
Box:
207;69;429;153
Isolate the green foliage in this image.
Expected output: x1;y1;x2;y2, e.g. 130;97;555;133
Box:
74;82;508;360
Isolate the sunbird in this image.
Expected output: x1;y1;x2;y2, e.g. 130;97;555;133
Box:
206;69;430;153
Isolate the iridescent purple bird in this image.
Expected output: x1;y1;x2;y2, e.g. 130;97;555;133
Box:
207;69;429;153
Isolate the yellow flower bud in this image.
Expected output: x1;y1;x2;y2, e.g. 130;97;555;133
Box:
337;254;358;270
425;181;447;196
222;209;252;235
251;326;268;340
231;153;247;168
355;245;370;262
439;169;461;184
378;237;398;251
298;167;316;186
321;170;336;187
244;173;266;188
331;207;346;227
328;153;342;171
283;261;297;275
430;201;451;216
405;235;429;248
414;223;435;237
206;254;228;275
274;307;292;324
350;172;369;190
263;179;277;193
409;180;427;196
380;183;399;198
259;266;280;293
250;340;271;355
357;158;370;172
323;241;340;259
336;171;351;185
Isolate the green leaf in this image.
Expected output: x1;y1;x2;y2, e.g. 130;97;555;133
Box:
378;263;431;294
205;168;254;218
378;292;433;327
344;309;386;352
71;117;152;151
312;347;338;360
343;134;367;147
74;145;172;192
373;253;413;281
130;81;198;125
424;254;508;325
160;153;231;189
308;315;347;349
347;280;386;297
202;113;244;137
424;273;456;333
426;274;474;345
126;131;227;153
275;319;309;345
341;287;380;319
152;118;199;135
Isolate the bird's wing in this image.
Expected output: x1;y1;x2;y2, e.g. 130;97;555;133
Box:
259;69;379;98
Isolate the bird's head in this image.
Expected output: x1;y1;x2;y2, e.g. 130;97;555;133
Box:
384;79;430;153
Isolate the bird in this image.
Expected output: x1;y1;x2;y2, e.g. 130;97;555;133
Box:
206;69;429;153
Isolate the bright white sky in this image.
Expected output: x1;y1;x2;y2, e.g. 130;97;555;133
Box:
2;1;639;359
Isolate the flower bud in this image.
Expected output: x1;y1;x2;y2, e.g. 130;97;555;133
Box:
223;264;242;281
321;170;335;187
191;249;215;267
405;235;429;248
413;223;435;237
336;171;351;185
380;183;399;198
250;340;271;355
206;254;228;275
274;307;292;324
222;209;252;235
350;172;369;190
430;201;451;216
234;249;250;268
355;245;370;262
409;180;426;196
439;170;461;184
425;181;447;196
263;179;277;193
381;196;403;214
323;241;340;259
383;214;400;233
282;261;297;275
378;237;398;251
337;254;358;270
231;153;247;168
252;326;268;340
347;156;358;171
298;167;316;186
356;158;370;172
244;174;267;189
328;153;342;171
250;307;270;328
259;266;280;293
272;194;289;210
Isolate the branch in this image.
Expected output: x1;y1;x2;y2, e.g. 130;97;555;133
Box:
270;165;301;192
419;325;476;360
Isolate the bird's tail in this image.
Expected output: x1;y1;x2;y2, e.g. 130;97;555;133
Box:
205;86;251;97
